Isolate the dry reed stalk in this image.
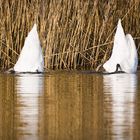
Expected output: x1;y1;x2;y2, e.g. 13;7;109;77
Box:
0;0;140;71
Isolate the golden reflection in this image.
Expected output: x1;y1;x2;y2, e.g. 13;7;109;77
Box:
103;74;137;140
133;72;140;140
1;73;103;140
0;74;15;140
0;72;140;140
42;73;103;140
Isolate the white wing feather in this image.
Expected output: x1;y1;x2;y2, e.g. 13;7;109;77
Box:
14;24;44;72
103;19;138;73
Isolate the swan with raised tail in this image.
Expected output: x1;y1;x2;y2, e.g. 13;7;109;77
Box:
103;19;138;73
13;24;44;73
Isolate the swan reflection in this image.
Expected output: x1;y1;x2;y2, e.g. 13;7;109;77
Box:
15;74;44;140
103;74;137;140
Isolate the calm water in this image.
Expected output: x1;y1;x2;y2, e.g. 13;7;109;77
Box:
0;71;140;140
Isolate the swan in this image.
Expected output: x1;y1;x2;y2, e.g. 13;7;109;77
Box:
13;24;44;73
103;19;138;73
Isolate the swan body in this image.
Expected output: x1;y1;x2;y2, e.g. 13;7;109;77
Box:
103;19;138;73
14;24;44;72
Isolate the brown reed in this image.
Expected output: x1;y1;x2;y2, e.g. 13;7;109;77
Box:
0;0;140;71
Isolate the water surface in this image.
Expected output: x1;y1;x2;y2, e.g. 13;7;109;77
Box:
0;71;140;140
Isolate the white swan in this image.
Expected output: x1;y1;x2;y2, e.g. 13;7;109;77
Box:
14;24;44;72
103;19;138;73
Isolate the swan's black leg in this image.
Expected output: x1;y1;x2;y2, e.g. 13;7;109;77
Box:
36;69;42;74
115;64;122;72
103;64;125;75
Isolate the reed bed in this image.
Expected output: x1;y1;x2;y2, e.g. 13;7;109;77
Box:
0;0;140;71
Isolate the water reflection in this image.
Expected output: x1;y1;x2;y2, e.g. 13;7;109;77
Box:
0;72;140;140
0;74;14;140
42;73;103;140
15;74;44;140
103;74;137;140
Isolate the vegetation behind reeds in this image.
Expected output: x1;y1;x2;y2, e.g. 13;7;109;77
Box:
0;0;140;71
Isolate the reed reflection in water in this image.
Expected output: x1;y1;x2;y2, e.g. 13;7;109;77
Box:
103;74;137;140
42;73;104;140
0;74;14;140
0;72;140;140
14;73;104;140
